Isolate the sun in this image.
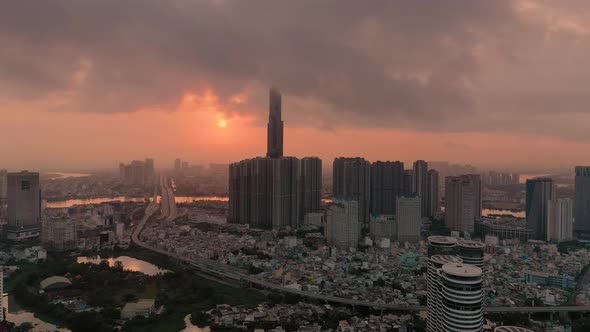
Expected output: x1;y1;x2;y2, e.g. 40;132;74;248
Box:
217;118;227;128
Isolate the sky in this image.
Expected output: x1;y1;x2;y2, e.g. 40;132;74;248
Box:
2;0;590;172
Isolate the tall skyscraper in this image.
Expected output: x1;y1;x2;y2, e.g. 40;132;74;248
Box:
0;266;3;322
7;171;41;240
325;198;359;249
413;160;429;217
300;157;322;220
526;178;553;240
250;158;274;229
445;175;481;233
0;169;7;199
333;157;371;224
548;198;573;242
371;161;404;215
119;159;153;186
574;166;590;233
426;255;462;332
229;157;309;229
403;169;414;195
228;87;315;230
174;158;182;172
229;157;273;228
397;194;422;242
272;157;300;229
267;87;283;159
228;162;243;224
471;174;482;219
145;158;155;179
437;263;483;332
427;169;439;217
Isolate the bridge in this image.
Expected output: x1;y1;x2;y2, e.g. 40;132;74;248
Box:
131;207;590;314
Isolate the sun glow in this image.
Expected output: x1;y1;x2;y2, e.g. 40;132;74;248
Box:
217;118;227;128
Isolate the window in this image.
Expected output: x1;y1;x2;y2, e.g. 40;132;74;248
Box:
21;180;30;190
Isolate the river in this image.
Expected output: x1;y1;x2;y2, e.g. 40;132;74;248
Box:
76;256;169;276
45;172;91;179
46;196;526;218
46;196;229;209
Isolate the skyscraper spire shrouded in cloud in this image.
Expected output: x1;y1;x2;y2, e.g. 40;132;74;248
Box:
267;87;283;159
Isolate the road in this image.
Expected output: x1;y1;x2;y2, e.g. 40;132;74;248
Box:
131;207;590;313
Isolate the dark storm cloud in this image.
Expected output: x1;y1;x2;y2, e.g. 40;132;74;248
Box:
2;0;590;140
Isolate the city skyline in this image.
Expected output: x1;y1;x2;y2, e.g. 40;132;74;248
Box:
4;2;590;331
5;2;590;170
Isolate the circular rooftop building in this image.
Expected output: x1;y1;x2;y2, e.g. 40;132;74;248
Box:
495;327;534;332
439;263;484;332
457;240;485;267
429;255;462;266
40;276;72;290
426;255;464;332
427;236;457;257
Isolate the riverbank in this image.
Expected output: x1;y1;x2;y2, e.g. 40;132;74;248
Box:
45;195;229;209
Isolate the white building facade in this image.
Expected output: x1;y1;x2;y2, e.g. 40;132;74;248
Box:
326;198;359;249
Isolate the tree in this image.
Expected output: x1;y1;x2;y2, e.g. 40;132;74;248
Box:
14;322;34;332
114;260;124;272
102;307;121;320
70;312;103;332
573;317;590;332
25;272;40;286
123;293;137;303
190;311;210;327
418;295;427;306
98;260;110;270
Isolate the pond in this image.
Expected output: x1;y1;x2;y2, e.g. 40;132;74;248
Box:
76;256;169;276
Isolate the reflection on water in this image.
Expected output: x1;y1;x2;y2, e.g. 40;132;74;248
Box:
183;314;210;332
77;256;168;276
47;196;228;209
6;295;70;332
483;208;525;218
45;172;91;179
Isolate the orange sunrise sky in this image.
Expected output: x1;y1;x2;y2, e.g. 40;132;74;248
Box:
2;1;590;172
